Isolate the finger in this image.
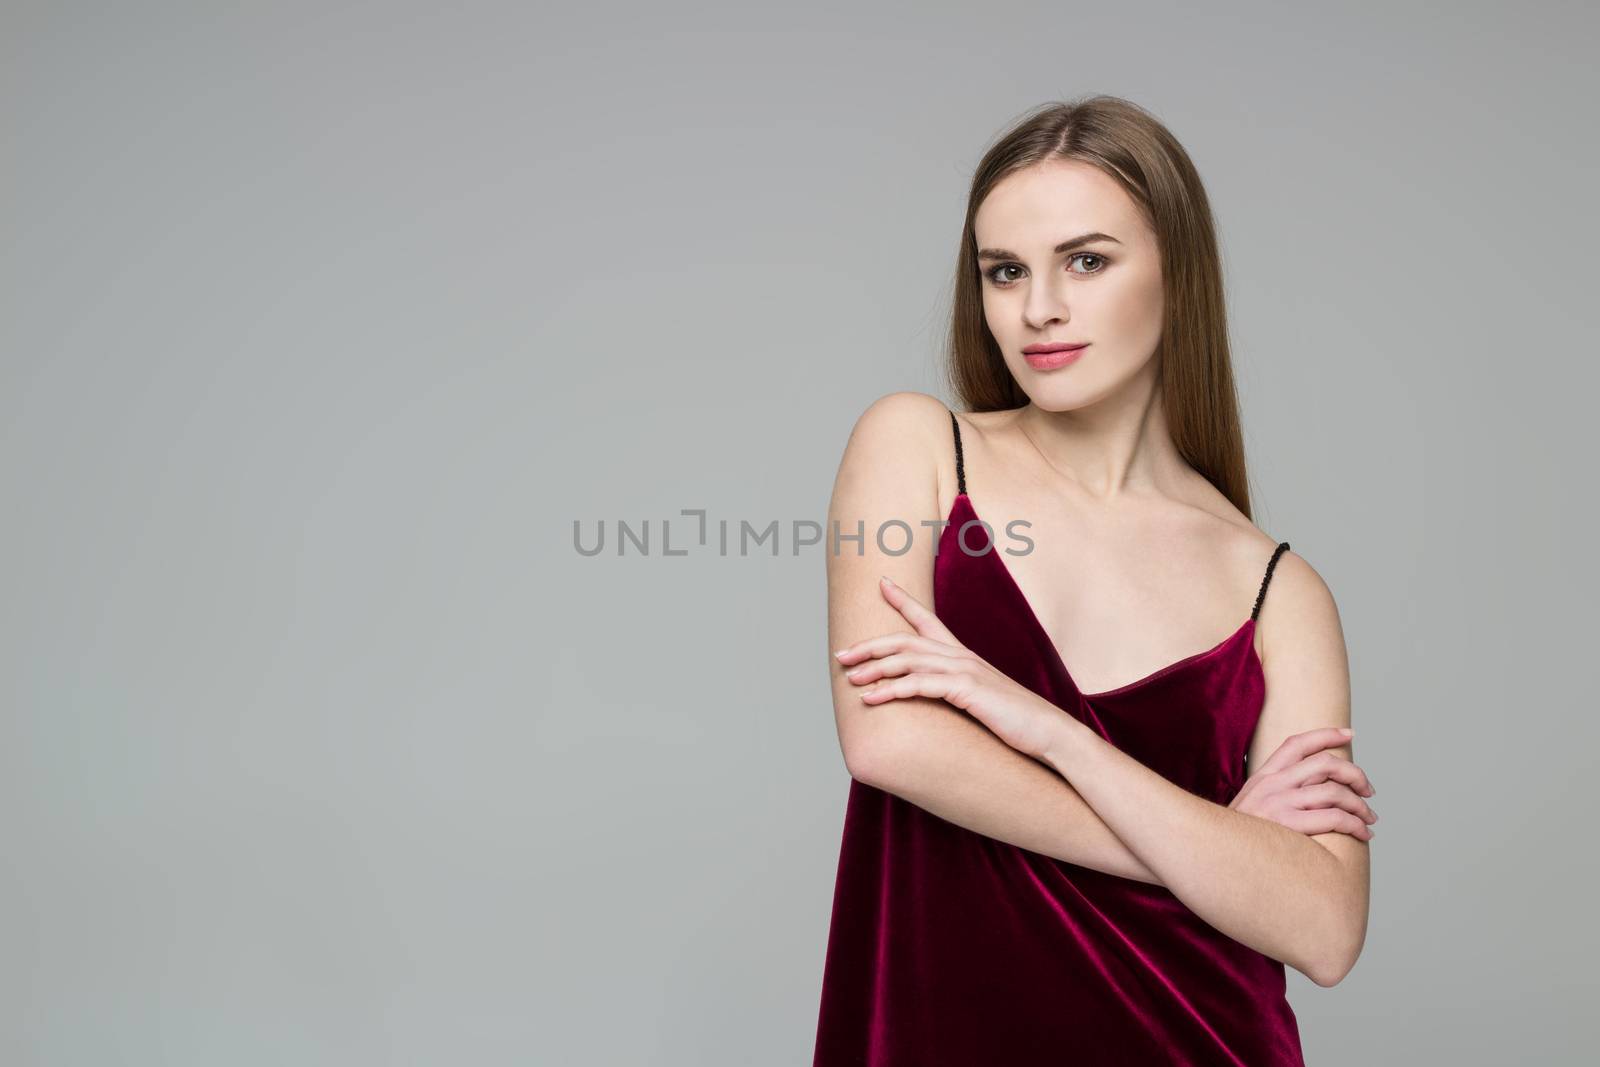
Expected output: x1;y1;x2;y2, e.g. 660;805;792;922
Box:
1287;752;1375;796
835;631;961;667
1254;727;1356;775
877;576;963;646
1282;807;1375;841
1293;754;1376;798
859;672;954;705
1295;782;1378;824
845;652;967;686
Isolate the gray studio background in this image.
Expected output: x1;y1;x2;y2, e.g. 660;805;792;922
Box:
3;2;1593;1063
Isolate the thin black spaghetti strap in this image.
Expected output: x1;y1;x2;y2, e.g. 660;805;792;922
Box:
949;409;967;495
1251;542;1291;621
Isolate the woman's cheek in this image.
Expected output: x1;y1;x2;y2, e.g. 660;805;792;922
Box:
1107;274;1165;359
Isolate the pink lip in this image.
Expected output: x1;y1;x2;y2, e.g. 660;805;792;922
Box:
1023;343;1088;370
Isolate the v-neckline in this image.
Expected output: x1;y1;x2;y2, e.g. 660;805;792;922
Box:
944;492;1260;701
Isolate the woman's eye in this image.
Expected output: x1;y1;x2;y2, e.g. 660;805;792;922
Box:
984;253;1108;287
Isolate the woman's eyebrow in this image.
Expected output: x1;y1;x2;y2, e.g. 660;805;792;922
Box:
976;231;1122;263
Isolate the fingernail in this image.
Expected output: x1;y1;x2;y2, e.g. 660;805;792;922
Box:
880;575;894;586
834;649;849;660
1340;728;1353;737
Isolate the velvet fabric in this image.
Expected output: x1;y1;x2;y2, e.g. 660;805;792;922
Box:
812;491;1305;1066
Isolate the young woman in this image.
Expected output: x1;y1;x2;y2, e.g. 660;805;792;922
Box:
813;97;1374;1066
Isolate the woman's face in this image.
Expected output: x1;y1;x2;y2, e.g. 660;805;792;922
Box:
973;159;1165;409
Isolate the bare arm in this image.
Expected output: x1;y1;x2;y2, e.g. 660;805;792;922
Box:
1040;552;1370;986
825;391;1160;885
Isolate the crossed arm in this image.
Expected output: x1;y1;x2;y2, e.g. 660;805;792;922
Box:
840;572;1370;987
1036;691;1371;988
842;687;1165;881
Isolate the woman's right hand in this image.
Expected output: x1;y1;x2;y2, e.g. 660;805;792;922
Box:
1228;727;1378;842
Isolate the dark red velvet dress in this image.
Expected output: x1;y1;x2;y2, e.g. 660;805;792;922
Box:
812;410;1303;1066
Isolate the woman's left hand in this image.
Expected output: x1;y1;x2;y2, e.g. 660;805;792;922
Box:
834;575;1077;762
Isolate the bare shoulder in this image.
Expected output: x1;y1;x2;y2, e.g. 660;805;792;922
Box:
1256;545;1347;667
830;391;955;508
842;390;952;448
